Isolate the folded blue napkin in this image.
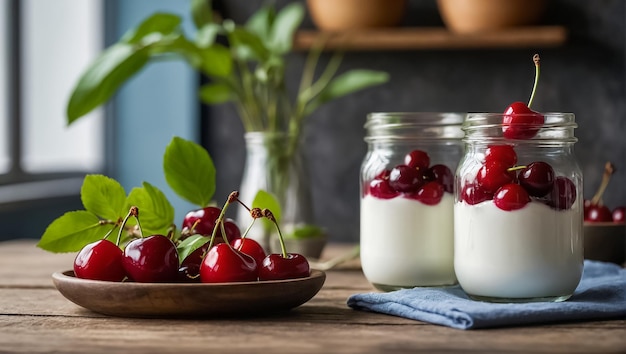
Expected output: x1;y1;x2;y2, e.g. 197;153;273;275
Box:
347;260;626;330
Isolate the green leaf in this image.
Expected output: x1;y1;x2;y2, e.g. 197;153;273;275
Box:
121;13;182;44
252;190;281;231
200;44;233;77
67;43;150;124
126;182;175;235
285;224;325;239
81;174;127;221
176;234;209;266
191;0;213;29
163;137;216;207
245;4;275;43
268;2;304;54
307;70;389;115
199;82;235;104
37;211;107;253
196;23;220;48
228;27;270;62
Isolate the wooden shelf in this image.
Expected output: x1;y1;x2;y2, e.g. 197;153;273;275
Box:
293;26;567;51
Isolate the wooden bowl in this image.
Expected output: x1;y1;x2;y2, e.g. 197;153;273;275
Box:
583;222;626;265
436;0;547;34
307;0;407;31
52;270;326;318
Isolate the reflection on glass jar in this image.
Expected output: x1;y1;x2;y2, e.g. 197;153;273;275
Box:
360;112;465;291
454;112;583;303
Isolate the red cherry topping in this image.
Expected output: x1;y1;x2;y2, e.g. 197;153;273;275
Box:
426;164;454;193
258;253;310;281
460;182;493;205
74;239;126;282
476;160;515;194
408;181;444;205
389;164;424;193
200;243;258;283
485;145;517;168
368;178;400;199
502;102;545;140
493;183;530;211
404;150;430;170
548;176;577;210
518;161;555;197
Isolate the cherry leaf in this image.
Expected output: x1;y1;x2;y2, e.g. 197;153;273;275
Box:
37;211;108;253
163;137;216;207
81;174;127;221
176;234;209;266
126;182;175;236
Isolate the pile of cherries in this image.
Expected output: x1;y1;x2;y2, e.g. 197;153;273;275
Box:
73;192;310;283
460;144;576;211
366;149;453;205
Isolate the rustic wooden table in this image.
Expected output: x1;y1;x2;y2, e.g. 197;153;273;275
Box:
1;239;624;353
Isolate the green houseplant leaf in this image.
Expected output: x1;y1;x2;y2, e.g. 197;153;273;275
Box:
121;13;182;44
126;182;175;236
199;44;233;77
252;190;282;231
268;2;304;54
191;0;213;29
163;137;216;207
80;174;127;221
67;43;151;123
37;211;108;253
199;82;235;104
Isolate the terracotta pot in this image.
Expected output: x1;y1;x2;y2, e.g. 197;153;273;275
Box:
307;0;406;31
437;0;547;34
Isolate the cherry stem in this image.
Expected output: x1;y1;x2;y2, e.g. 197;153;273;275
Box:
591;162;615;205
507;165;526;172
116;206;139;246
527;54;540;108
207;191;239;251
264;209;288;258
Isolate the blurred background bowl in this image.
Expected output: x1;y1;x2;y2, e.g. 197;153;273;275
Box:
307;0;407;31
436;0;547;34
583;222;626;265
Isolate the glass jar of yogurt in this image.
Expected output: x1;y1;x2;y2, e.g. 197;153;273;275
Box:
360;112;465;291
454;112;583;302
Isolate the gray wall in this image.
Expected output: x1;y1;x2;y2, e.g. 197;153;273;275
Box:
206;0;626;243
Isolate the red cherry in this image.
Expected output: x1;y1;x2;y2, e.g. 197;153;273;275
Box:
485;145;517;167
476;160;515;194
122;235;179;283
548;176;577;210
367;178;400;199
460;182;493;205
518;161;555;197
612;206;625;223
200;243;258;283
231;238;266;266
502;102;544;140
404;150;430;170
408;181;444;205
258;253;310;281
493;183;530;211
585;205;613;222
182;207;241;243
425;164;453;193
389;164;424;193
74;239;126;282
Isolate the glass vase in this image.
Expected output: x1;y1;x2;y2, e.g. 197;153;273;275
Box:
236;132;314;252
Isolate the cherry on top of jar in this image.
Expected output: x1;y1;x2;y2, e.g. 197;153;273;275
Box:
364;112;465;142
462;112;577;144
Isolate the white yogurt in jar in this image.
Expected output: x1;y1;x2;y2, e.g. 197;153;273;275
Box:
454;200;583;301
360;193;456;289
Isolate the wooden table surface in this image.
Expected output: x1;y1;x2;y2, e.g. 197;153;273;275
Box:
1;239;624;353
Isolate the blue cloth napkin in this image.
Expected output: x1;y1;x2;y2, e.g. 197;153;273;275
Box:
347;260;626;330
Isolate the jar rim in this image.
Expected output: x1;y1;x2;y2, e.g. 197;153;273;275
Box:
462;112;577;143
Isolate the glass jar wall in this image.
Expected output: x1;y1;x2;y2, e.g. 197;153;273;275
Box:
360;112;464;291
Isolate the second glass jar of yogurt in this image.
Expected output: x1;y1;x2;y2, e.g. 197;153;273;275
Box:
360;112;464;291
454;112;584;302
